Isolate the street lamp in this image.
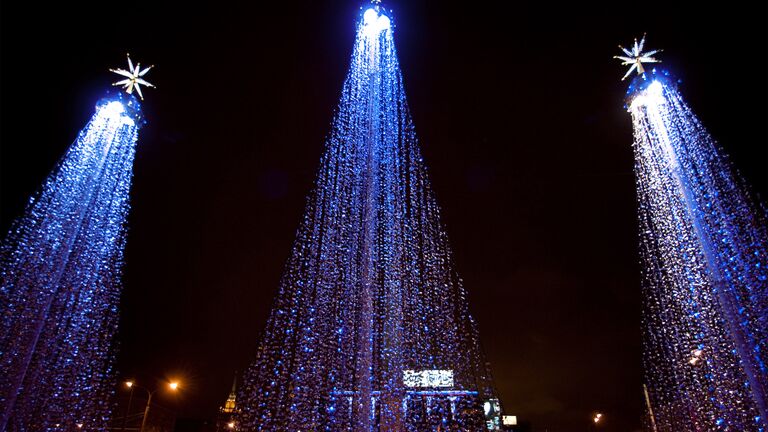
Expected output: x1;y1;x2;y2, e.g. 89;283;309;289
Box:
122;381;135;432
123;380;180;432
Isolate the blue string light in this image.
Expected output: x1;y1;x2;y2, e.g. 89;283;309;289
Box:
628;69;768;431
238;5;496;431
0;91;143;431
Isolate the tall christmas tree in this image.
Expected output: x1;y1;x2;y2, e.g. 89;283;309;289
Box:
0;55;152;431
617;37;768;431
238;4;497;431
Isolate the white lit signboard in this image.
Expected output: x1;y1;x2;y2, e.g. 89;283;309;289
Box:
403;370;454;388
502;415;517;426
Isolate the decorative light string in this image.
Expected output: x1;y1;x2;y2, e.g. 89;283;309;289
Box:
627;69;768;431
238;6;496;431
0;92;144;431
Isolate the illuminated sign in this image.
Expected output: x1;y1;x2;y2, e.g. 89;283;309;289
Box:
403;370;453;388
502;415;517;426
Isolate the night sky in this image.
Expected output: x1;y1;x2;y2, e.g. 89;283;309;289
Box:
1;1;766;431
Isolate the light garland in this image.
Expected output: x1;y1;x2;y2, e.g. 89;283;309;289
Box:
238;5;496;431
0;91;144;430
627;69;768;431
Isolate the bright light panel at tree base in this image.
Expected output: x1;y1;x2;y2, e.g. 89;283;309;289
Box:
238;6;497;431
627;69;768;431
0;92;144;431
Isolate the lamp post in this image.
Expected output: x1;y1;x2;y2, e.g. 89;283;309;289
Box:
122;381;135;432
123;380;180;432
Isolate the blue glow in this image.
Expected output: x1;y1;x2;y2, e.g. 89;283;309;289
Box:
237;5;495;431
628;69;768;431
0;92;143;430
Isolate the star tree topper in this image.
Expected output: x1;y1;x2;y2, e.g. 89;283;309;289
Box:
614;34;661;80
110;53;155;100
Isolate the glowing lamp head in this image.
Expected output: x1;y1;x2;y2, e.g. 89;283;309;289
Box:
629;80;664;111
97;98;137;127
96;92;145;128
103;101;126;116
363;8;378;25
362;7;391;35
169;381;179;391
125;380;134;388
646;81;663;98
378;15;391;31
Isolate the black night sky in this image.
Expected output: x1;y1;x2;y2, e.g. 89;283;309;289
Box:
1;1;766;431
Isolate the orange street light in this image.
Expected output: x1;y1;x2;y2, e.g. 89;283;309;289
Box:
593;412;604;425
122;381;136;432
122;380;181;432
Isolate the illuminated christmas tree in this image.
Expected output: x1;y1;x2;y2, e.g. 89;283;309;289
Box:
238;4;497;431
618;36;768;431
0;55;152;431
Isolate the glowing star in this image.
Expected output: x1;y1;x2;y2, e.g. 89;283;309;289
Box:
110;54;155;100
614;34;662;80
